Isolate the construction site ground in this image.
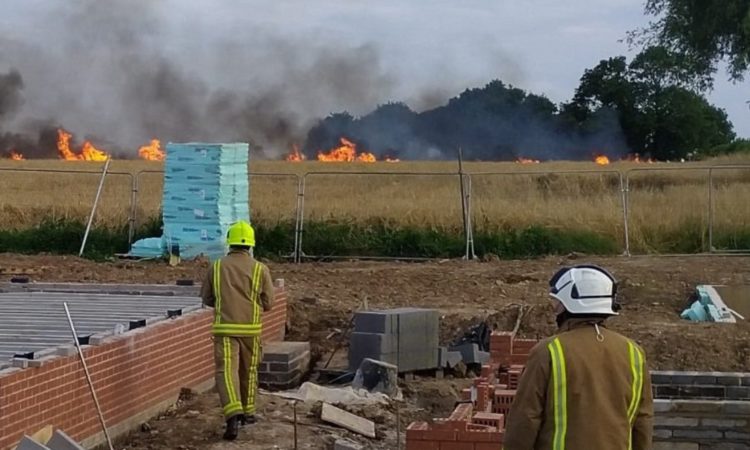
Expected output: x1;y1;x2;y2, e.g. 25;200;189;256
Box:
1;253;749;449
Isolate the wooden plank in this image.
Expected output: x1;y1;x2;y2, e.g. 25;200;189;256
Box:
320;403;376;438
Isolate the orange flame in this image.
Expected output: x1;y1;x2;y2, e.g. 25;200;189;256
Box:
138;139;164;161
594;155;610;165
10;151;24;161
57;129;109;161
317;137;377;163
285;144;305;162
516;157;540;164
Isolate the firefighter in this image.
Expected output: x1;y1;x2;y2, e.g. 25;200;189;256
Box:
201;220;274;441
503;264;653;450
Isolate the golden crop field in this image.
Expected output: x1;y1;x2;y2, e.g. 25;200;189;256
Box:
1;157;749;252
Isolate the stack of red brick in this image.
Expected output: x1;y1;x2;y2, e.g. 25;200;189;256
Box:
406;332;540;450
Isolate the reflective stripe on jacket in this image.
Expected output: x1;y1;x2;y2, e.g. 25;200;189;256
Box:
503;319;653;450
200;250;274;337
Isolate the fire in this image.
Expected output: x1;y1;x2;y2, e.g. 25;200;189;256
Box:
624;154;655;163
57;129;109;161
10;151;24;160
285;144;305;162
516;157;540;164
385;156;400;163
594;155;610;165
317;137;377;163
138;139;164;161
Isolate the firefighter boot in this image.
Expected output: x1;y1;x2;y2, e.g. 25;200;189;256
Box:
223;416;240;441
240;414;256;425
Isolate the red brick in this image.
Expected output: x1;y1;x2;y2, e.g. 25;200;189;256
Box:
406;440;440;450
441;442;473;450
476;441;504;450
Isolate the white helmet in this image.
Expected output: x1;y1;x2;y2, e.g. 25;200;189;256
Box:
549;265;620;315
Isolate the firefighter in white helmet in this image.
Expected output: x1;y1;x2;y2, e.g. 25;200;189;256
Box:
504;265;653;450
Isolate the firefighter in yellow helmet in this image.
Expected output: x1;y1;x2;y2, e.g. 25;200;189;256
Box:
503;265;653;450
200;220;274;441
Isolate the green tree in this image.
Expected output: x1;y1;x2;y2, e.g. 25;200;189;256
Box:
564;50;735;159
633;0;750;85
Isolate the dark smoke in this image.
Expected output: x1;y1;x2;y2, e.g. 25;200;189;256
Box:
0;1;400;158
303;81;629;161
0;1;627;160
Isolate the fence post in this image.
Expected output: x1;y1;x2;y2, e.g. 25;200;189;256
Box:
79;158;111;257
128;172;140;248
708;167;715;253
619;171;631;257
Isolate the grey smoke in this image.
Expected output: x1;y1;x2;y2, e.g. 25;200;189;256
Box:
0;1;415;157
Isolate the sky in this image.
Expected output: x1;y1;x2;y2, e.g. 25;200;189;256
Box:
0;0;747;155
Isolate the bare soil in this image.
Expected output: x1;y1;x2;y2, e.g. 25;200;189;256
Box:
2;254;749;449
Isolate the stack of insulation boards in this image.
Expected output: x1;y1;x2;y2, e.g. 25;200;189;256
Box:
129;142;250;260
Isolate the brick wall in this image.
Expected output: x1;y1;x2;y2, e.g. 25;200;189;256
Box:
0;284;287;450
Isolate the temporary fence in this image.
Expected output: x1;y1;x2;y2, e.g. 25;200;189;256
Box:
1;164;749;260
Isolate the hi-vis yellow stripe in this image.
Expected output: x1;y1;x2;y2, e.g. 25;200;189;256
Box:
627;341;645;449
213;260;222;324
548;338;567;450
250;262;262;324
222;337;242;417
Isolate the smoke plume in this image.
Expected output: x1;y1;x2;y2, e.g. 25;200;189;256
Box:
0;0;626;160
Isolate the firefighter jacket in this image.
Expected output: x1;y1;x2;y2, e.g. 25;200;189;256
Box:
503;318;653;450
201;249;275;337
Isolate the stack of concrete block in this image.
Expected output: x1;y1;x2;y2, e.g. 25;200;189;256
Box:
258;341;310;390
349;308;439;373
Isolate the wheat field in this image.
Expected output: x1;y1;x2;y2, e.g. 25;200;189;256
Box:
1;157;749;252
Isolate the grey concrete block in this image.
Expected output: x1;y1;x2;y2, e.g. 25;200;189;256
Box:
701;418;748;429
699;444;750;450
438;347;462;368
261;342;310;363
723;401;750;415
672;400;724;414
652;444;699;450
478;351;490;364
398;348;438;372
726;386;750;400
651;372;674;385
12;358;29;368
350;332;397;355
450;343;486;365
353;309;401;334
654;400;676;413
334;439;363;450
47;430;85;450
655;416;699;427
17;437;51;450
656;385;726;399
56;345;77;357
672;429;724;440
653;429;673;439
725;431;750;441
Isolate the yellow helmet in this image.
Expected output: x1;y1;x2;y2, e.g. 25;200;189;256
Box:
226;220;255;247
